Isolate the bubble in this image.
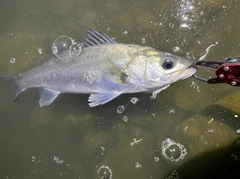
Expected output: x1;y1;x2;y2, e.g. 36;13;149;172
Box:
97;165;113;179
117;105;125;114
165;144;182;159
161;138;187;162
130;97;139;104
100;146;105;155
150;92;157;100
52;35;82;60
130;142;135;147
52;156;64;164
230;154;239;161
236;139;240;146
169;109;175;114
165;170;179;179
37;47;42;55
70;43;82;57
180;23;190;29
135;162;142;169
154;157;159;162
31;156;36;162
9;57;16;63
122;116;128;122
31;155;41;164
173;46;180;53
184;126;188;132
8;32;14;38
190;81;200;92
83;70;97;85
141;38;146;44
52;36;72;58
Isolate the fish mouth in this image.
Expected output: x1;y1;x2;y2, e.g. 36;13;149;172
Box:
188;62;199;69
177;64;197;80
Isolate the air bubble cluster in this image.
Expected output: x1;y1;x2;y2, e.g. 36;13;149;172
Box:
161;138;187;162
52;35;82;60
165;170;179;179
83;70;97;85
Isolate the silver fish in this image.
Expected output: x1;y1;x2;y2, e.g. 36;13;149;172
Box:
2;29;197;107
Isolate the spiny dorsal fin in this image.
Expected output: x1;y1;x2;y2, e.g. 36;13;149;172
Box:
83;29;117;47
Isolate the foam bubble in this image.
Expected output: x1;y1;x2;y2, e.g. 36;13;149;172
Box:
97;165;113;179
9;57;16;64
161;138;187;162
165;170;179;179
130;97;139;104
135;162;142;169
83;70;97;85
117;105;125;114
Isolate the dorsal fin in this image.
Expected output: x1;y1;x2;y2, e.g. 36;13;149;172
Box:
83;29;117;47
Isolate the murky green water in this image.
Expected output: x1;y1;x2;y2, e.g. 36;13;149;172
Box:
1;0;240;178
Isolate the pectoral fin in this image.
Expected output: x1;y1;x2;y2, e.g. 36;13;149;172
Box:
151;85;170;99
38;88;60;107
88;92;121;107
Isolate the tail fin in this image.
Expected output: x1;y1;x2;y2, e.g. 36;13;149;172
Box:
0;74;26;102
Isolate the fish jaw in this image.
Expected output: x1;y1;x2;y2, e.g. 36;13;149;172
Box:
174;66;197;81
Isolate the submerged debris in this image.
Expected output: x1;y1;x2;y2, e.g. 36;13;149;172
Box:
198;42;218;61
130;138;142;147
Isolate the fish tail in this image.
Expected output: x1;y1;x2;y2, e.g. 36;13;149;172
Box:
0;74;26;102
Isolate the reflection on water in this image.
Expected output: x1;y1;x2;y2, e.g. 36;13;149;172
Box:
0;0;240;178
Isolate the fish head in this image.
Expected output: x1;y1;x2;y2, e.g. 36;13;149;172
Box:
127;49;197;89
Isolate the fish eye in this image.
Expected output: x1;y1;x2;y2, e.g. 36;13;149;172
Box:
162;57;175;70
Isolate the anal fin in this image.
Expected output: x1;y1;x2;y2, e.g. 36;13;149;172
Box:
38;88;60;107
88;93;121;107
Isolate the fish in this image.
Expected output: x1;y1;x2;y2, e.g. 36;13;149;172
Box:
1;29;197;107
